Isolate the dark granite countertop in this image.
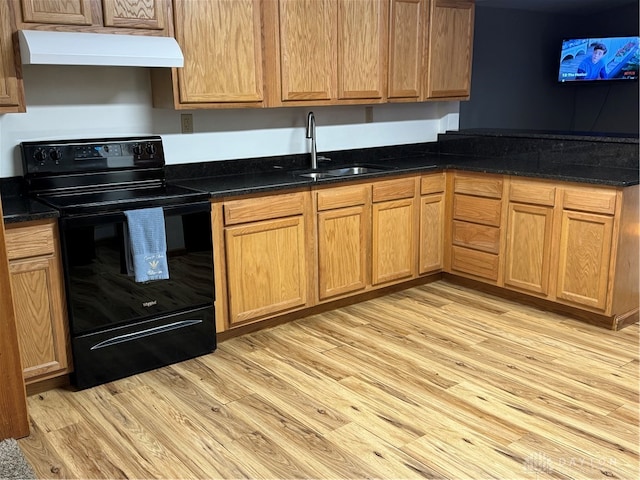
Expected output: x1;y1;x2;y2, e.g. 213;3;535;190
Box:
4;130;638;224
1;177;59;225
171;150;638;199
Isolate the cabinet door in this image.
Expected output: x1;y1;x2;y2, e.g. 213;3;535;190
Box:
419;193;444;274
278;0;336;102
425;0;474;99
1;1;23;112
372;198;416;285
556;210;614;310
225;216;308;325
337;0;387;100
103;0;166;30
504;203;554;295
20;0;93;25
388;0;425;100
318;205;368;300
10;255;70;383
174;0;264;105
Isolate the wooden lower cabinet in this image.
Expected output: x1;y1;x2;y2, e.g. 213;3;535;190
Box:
216;191;313;329
372;197;416;285
504;179;555;297
371;176;418;286
448;172;504;283
210;173;637;333
504;203;554;295
315;183;370;301
5;220;71;385
225;216;309;324
556;209;614;311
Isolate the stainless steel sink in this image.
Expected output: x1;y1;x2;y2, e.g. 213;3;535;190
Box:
298;171;331;179
325;166;386;176
296;164;394;179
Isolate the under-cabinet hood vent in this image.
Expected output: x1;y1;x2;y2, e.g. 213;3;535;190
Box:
18;30;184;68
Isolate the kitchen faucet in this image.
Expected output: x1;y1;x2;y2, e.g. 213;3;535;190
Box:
306;111;318;170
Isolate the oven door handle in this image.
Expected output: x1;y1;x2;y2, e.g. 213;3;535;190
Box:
89;319;203;350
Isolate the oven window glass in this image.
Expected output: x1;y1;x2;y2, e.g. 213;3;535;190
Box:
62;209;214;335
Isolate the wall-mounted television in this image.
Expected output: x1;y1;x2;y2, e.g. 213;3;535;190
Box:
558;36;639;83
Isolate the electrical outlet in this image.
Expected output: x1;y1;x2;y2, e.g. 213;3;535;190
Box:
181;113;193;134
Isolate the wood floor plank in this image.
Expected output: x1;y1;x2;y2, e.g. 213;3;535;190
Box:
227;393;380;479
322;422;443;478
16;280;638;479
209;347;351;435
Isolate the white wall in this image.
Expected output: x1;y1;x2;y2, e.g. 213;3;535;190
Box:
0;65;460;178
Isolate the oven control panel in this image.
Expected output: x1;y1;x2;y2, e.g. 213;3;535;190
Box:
21;136;165;176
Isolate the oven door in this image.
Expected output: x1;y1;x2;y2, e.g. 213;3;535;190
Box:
59;201;214;336
58;201;216;388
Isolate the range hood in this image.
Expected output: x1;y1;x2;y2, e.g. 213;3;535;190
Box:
18;30;184;68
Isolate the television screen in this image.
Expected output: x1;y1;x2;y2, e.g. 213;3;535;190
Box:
558;36;640;82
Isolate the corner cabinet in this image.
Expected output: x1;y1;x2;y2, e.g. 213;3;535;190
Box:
4;219;71;385
16;0;169;33
419;172;446;274
0;1;24;113
152;0;265;109
424;0;474;100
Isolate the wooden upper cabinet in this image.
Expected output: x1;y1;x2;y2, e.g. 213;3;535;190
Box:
276;0;336;102
0;1;25;113
103;0;165;30
20;0;93;25
17;0;170;34
388;0;425;100
264;0;389;106
425;0;475;99
171;0;264;106
337;0;388;100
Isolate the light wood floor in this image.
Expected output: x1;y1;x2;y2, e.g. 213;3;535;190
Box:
18;280;639;479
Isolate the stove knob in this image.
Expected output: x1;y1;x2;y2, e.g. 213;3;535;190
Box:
50;149;62;163
34;149;47;164
132;144;143;156
146;143;157;155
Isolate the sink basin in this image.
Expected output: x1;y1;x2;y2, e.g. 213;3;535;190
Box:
295;164;394;179
325;166;387;176
298;171;331;179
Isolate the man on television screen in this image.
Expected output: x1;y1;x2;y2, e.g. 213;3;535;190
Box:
576;42;608;80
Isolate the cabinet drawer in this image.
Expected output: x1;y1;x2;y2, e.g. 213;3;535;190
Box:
452;221;500;254
5;222;56;259
316;184;368;211
451;246;499;281
453;195;502;227
420;172;445;195
509;179;556;206
454;173;503;198
562;187;617;215
372;177;416;202
224;192;306;225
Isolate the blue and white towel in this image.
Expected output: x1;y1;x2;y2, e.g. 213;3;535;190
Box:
123;207;169;283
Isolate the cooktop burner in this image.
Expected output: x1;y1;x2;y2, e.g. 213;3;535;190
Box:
37;184;207;215
21;136;208;215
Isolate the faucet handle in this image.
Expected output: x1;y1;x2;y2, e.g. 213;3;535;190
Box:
317;155;331;163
